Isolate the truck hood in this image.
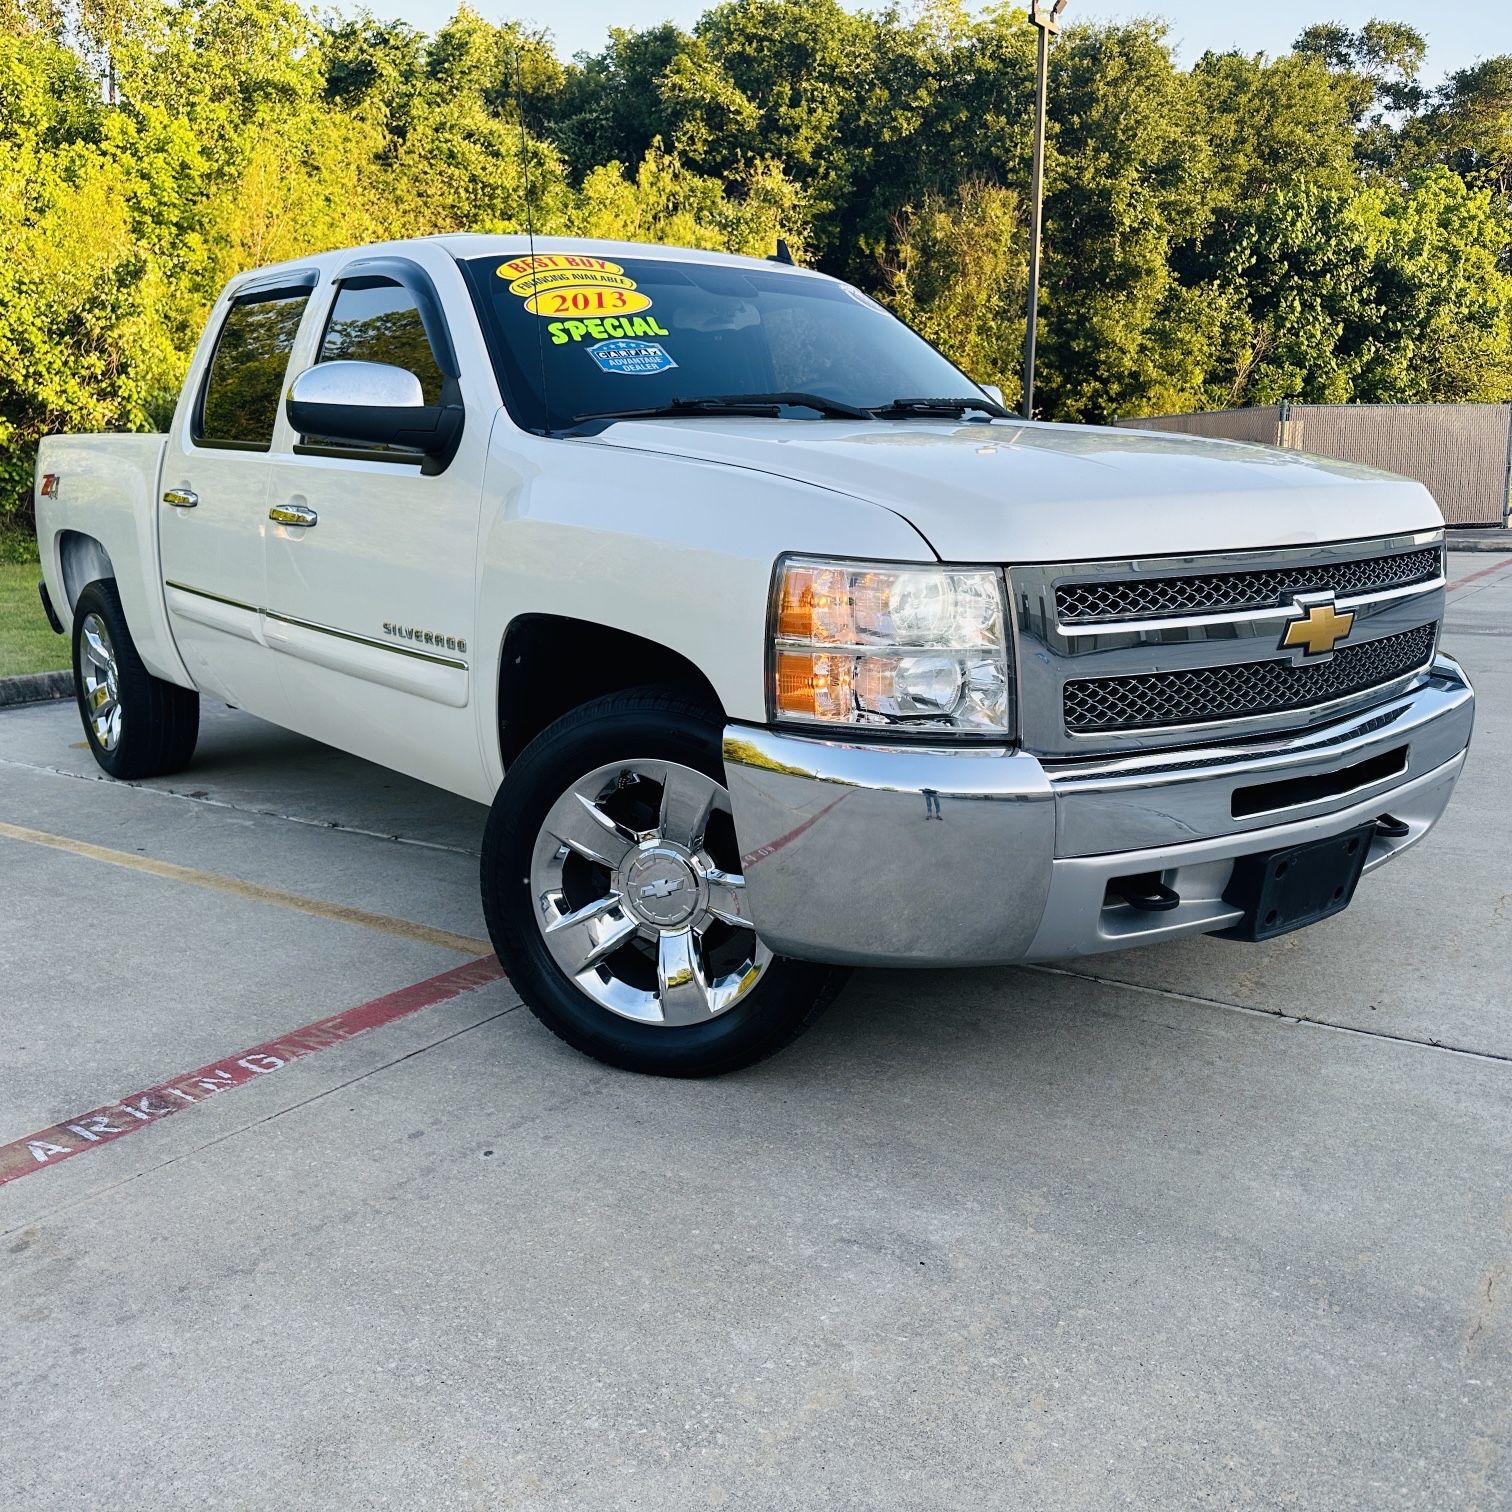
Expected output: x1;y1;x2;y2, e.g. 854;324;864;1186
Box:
577;416;1441;562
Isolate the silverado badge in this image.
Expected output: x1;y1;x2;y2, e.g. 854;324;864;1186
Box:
382;621;468;655
1280;595;1355;658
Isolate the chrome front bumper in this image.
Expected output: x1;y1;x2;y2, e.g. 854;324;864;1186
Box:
722;655;1474;968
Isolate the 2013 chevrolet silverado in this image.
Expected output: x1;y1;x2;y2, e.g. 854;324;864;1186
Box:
33;235;1474;1075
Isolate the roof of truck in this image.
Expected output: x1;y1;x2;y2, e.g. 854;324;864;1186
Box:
225;235;819;298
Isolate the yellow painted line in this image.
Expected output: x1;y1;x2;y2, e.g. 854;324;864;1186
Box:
0;820;492;958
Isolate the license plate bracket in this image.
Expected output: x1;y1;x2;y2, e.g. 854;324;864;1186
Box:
1218;822;1376;942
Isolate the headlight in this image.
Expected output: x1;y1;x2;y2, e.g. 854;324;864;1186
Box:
770;557;1014;735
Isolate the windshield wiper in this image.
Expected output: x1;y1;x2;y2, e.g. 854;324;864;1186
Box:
868;395;1013;420
571;392;874;425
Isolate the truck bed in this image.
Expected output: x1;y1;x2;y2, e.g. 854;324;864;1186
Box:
34;433;188;686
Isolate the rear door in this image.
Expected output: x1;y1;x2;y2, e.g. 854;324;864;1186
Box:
159;276;315;715
263;254;491;798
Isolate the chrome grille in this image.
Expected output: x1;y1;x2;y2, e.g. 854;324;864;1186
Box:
1055;546;1441;624
1063;624;1437;734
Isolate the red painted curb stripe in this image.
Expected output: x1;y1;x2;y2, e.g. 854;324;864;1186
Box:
1447;556;1512;594
0;955;506;1190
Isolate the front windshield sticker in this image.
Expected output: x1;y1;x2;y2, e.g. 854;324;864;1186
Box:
587;339;677;376
497;254;625;281
498;253;656;320
547;315;671;345
526;288;654;318
509;269;639;298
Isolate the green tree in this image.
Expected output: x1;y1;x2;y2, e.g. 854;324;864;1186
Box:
1189;50;1362;209
1032;19;1208;420
1182;169;1512;407
556;23;690;180
1293;19;1427;116
569;145;803;255
1405;57;1512;195
888;181;1027;402
2;0;1510;540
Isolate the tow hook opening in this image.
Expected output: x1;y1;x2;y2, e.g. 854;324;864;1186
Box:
1375;813;1410;838
1107;872;1181;913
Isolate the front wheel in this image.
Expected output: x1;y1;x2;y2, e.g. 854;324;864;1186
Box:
481;687;844;1076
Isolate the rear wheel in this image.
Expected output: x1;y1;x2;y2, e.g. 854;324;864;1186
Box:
71;579;199;780
481;687;844;1076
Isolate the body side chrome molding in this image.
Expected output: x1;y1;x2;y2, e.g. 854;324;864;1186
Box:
165;580;258;615
264;610;468;670
166;582;468;670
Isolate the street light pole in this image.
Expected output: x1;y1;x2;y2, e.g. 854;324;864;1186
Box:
1022;0;1066;421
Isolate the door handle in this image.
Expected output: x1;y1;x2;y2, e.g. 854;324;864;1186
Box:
269;503;318;528
162;488;198;509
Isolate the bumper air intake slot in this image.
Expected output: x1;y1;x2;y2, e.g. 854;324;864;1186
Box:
1107;872;1181;913
1231;746;1408;819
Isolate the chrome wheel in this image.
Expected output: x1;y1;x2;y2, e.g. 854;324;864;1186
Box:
529;758;772;1026
79;612;122;752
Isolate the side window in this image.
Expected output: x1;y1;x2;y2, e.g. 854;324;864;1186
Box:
196;292;310;450
316;278;445;402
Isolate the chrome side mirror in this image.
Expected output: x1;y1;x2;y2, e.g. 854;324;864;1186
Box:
286;360;463;464
291;359;426;411
980;383;1006;407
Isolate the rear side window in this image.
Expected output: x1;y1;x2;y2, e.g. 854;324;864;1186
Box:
316;278;445;403
196;291;310;450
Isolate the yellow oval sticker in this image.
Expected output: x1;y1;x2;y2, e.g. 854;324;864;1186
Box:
523;287;654;318
508;270;640;299
498;254;624;280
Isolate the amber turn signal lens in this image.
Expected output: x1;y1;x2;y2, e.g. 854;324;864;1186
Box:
775;650;854;720
776;565;851;643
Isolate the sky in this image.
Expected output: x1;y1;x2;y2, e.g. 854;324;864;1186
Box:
381;0;1511;81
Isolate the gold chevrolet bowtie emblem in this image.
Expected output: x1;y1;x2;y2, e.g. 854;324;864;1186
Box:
1281;598;1355;657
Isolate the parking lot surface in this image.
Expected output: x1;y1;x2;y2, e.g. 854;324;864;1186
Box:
3;554;1510;1510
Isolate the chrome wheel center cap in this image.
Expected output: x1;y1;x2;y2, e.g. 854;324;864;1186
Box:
623;848;700;929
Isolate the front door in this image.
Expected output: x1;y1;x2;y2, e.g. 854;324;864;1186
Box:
263;259;489;798
158;279;314;717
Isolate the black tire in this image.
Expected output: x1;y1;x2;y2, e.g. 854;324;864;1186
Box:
71;579;200;780
481;686;846;1076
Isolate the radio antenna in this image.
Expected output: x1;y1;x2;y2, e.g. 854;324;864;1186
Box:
514;49;551;432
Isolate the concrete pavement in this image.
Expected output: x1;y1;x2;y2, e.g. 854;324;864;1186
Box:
1;554;1509;1510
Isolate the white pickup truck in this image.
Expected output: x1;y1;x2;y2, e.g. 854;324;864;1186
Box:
34;234;1474;1075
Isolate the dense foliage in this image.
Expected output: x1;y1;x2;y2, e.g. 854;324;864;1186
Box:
2;0;1510;536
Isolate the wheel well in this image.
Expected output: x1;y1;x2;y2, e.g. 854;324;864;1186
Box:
59;531;115;610
497;615;724;767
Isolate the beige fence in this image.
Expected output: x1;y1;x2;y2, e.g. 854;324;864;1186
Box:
1115;403;1512;528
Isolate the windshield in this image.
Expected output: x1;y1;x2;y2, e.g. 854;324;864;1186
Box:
461;252;986;434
